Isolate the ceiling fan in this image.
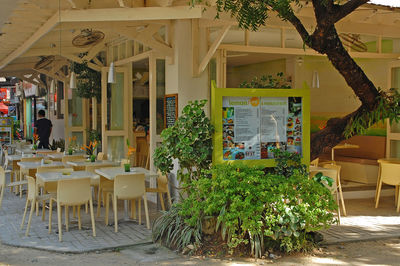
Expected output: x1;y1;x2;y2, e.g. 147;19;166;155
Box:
72;29;105;48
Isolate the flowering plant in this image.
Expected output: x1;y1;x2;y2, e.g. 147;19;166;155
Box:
32;134;40;150
81;141;99;156
67;136;78;154
126;139;136;158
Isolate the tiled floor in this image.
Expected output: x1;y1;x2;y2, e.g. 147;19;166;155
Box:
0;178;158;253
321;196;400;244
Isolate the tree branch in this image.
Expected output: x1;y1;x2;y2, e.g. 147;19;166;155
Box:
285;13;311;46
332;0;369;23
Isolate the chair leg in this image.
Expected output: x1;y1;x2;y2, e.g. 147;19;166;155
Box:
57;202;62;242
85;202;88;214
375;180;383;208
375;164;382;203
41;200;46;221
395;185;399;208
337;181;347;217
72;206;76;218
9;171;13;193
48;199;53;234
143;194;150;229
97;187;102;217
138;198;141;225
65;205;69;232
36;201;39;216
105;192;110;226
20;198;29;229
132;200;136;219
26;200;35;236
397;189;400;213
0;185;4;209
167;189;172;207
336;191;341;225
89;198;96;237
113;195;118;233
77;205;81;230
159;193;165;211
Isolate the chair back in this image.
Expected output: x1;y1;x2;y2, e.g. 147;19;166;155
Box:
36;167;72;173
3;149;9;170
114;173;145;200
97;152;106;160
310;158;319;167
380;163;400;186
62;155;85;164
0;167;5;186
26;176;37;201
319;163;340;192
21;157;42;162
85;164;114;173
157;172;169;192
57;178;91;205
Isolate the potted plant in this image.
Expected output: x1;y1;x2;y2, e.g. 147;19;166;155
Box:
67;136;77;155
32;134;39;150
123;139;136;172
81;141;98;162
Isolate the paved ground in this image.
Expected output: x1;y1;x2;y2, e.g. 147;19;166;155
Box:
321;196;400;244
0;178;157;253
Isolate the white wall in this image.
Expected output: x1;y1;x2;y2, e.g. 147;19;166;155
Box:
164;20;210;200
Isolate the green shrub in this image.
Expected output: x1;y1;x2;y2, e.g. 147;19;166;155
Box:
153;99;214;192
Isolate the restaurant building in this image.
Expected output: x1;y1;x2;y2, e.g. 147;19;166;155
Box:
0;0;399;197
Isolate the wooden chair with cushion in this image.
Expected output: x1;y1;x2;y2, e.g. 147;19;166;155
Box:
49;178;96;241
146;172;172;211
20;176;55;236
375;162;400;212
104;173;150;231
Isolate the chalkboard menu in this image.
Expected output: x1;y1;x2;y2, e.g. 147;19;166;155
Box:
164;94;178;128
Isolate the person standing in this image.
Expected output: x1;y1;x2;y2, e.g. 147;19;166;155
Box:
34;110;52;149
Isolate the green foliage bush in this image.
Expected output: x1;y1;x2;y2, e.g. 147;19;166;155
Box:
152;101;336;257
153;99;214;192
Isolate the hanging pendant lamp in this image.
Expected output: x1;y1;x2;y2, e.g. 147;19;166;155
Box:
70;71;76;89
50;79;55;94
108;62;115;83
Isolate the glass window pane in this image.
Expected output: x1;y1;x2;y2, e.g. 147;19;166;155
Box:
71;132;84;147
107;72;124;130
68;89;83;127
156;59;166;135
107;136;124;162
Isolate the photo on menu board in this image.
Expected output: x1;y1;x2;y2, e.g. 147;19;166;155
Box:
222;96;303;161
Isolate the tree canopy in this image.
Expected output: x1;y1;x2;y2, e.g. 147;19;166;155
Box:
196;0;400;158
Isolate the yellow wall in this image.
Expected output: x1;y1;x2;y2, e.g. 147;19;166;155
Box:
295;56;391;114
226;59;286;88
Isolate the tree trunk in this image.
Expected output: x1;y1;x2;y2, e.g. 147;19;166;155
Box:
308;26;379;160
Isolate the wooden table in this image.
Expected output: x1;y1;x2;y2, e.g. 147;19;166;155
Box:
331;143;360;161
36;170;99;183
17;161;64;177
94;167;157;181
16;148;54;155
66;160;119;171
47;153;86;161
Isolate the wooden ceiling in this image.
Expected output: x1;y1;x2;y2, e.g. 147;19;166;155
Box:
0;0;399;77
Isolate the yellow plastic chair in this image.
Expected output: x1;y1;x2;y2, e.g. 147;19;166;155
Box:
0;167;5;209
375;162;400;212
97;152;106;160
310;158;319;167
61;154;86;164
320;163;347;217
146;172;172;211
20;176;55;236
84;164;114;216
104;173;150;231
48;177;96;241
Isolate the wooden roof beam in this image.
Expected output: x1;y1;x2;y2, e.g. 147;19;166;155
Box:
0;12;60;70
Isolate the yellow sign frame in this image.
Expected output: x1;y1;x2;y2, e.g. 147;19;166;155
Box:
211;81;310;167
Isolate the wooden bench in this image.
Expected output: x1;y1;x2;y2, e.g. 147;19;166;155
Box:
320;136;385;184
